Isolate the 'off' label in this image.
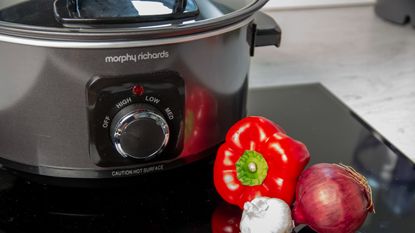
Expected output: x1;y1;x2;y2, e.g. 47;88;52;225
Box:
102;116;111;129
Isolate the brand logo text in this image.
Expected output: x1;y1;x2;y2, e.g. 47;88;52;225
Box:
105;51;170;63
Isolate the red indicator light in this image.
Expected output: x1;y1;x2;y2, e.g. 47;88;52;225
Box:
132;85;145;96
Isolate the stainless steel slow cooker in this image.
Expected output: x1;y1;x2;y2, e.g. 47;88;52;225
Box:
0;0;280;180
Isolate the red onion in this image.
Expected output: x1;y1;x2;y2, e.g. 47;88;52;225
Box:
292;163;375;233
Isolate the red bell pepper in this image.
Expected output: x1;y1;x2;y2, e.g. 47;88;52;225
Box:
214;116;310;208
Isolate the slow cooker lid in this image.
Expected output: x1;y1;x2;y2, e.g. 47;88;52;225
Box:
0;0;267;39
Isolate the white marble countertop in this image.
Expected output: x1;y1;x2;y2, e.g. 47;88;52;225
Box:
250;5;415;162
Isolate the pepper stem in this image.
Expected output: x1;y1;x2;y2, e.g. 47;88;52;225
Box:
236;150;269;186
248;162;257;172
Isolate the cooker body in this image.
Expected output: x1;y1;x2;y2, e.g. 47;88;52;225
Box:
0;25;252;179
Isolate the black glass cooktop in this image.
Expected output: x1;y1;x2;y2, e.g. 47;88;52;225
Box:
0;83;414;233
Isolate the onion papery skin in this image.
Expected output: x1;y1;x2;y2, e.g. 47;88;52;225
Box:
292;163;374;233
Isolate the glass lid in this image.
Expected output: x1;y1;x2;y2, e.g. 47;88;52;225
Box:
0;0;265;33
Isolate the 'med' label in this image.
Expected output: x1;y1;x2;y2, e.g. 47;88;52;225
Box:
111;164;164;177
165;108;174;120
105;50;169;64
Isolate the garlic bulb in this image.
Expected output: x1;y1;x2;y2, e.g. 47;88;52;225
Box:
240;197;294;233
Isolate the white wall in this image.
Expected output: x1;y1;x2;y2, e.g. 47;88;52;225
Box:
265;0;375;10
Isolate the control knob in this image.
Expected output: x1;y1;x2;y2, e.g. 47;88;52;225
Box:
110;104;170;159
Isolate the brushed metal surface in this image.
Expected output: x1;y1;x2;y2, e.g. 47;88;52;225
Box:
0;25;251;173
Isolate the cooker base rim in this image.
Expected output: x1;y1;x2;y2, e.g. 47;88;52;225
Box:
0;146;218;185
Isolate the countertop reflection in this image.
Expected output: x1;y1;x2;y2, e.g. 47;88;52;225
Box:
0;83;414;233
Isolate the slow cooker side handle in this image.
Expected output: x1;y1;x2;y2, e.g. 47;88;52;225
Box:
250;11;282;56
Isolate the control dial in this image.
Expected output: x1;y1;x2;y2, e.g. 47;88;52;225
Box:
110;104;170;160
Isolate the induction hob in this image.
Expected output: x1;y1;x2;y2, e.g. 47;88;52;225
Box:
0;83;413;233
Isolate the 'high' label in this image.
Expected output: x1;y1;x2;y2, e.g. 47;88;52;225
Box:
116;97;132;109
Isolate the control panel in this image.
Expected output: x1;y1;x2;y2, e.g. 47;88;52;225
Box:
86;71;184;167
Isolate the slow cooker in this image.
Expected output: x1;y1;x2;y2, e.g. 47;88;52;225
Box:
0;0;280;180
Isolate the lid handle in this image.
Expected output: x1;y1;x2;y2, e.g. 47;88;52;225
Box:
174;0;187;13
53;0;199;25
250;12;281;56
